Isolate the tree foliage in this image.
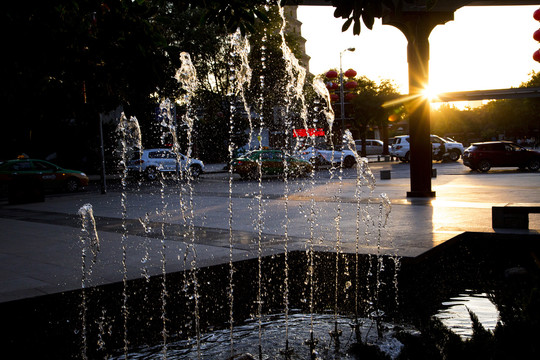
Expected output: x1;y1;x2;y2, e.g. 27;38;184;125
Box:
2;0;412;169
1;0;271;168
320;70;400;155
194;0;271;35
245;5;307;148
3;0;176;168
349;77;400;155
284;0;405;35
331;0;397;35
8;0;537;173
431;71;540;144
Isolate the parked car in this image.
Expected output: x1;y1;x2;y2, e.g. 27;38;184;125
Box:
0;158;89;192
231;149;313;179
390;134;464;162
462;141;540;172
127;148;204;180
296;144;357;168
354;139;390;156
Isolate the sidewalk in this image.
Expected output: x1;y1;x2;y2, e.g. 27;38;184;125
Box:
1;170;538;304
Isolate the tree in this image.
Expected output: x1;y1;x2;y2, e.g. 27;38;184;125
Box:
5;0;410;169
349;77;380;154
2;0;176;169
2;0;274;167
151;6;248;160
431;105;466;137
376;79;401;154
246;4;306;148
430;71;540;144
160;3;305;160
326;74;400;156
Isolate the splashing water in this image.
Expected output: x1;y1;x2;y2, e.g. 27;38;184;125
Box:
312;76;335;129
78;203;100;360
176;52;198;109
138;213;152;281
376;192;401;308
116;113;142;157
176;52;198;162
344;130;376;192
343;130;376;341
175;50;201;358
370;193;393;338
116;113;142;357
73;4;411;360
78;203;100;266
159;99;181;159
278;5;312;355
225;28;253;358
379;193;392;229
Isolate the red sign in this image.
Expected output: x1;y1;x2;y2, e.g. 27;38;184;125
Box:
293;128;325;138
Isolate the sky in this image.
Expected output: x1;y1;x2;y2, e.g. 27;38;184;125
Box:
297;5;540;101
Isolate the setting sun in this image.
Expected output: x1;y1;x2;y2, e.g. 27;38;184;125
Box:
422;85;441;102
298;5;540;107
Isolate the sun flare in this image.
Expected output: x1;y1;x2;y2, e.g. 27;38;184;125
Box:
422;84;441;102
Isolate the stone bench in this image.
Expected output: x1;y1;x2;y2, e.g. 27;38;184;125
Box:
492;203;540;229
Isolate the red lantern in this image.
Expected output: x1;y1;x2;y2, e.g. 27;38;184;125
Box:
534;49;540;63
345;81;358;89
344;69;357;78
326;70;338;79
534;8;540;21
535;29;540;42
330;94;339;102
326;82;334;90
345;92;355;101
332;82;339;90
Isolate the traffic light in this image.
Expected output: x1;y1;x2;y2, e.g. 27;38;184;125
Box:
534;8;540;62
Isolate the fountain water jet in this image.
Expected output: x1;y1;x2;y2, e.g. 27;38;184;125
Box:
77;203;100;360
75;5;404;359
116;113;142;358
225;28;253;359
276;5;312;356
2;5;537;360
344;130;376;343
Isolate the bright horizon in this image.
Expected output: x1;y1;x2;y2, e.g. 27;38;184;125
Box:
297;5;540;105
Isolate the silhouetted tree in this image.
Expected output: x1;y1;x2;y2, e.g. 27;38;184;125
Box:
430;71;540;144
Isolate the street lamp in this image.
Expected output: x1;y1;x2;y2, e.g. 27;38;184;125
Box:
339;47;355;141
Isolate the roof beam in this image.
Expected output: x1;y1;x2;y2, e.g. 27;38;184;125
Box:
435;87;540;101
298;1;540;10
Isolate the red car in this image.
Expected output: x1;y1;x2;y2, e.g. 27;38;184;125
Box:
463;141;540;172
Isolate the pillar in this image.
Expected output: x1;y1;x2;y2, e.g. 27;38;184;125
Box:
384;11;454;197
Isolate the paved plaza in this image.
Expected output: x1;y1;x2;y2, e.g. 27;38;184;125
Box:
1;160;539;303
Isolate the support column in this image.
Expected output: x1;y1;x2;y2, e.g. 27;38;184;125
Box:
384;12;453;198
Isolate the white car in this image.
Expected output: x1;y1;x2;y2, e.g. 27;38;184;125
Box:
390;135;464;162
354;139;390;155
127;148;204;180
297;145;357;168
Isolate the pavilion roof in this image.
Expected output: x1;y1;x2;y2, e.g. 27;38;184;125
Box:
299;0;539;12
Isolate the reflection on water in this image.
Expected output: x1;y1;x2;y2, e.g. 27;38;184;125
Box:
116;312;415;359
435;290;499;339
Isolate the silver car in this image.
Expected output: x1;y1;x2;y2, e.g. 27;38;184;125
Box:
354;139;390;155
390;135;464;162
127;148;204;180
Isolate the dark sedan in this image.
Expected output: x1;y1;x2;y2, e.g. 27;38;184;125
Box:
231;149;313;179
463;141;540;172
0;158;89;192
